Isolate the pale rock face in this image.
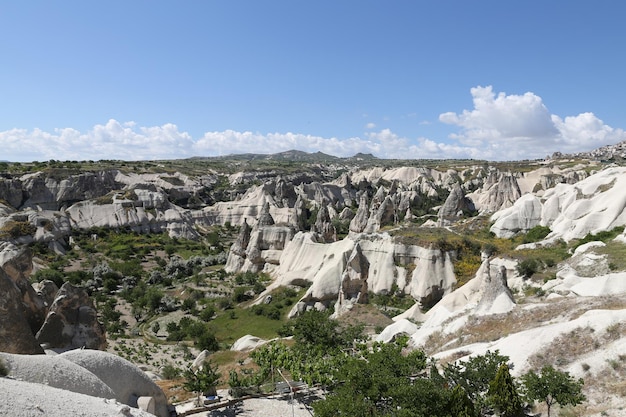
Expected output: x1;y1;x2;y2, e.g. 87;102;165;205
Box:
490;194;543;238
312;204;336;243
438;182;475;226
468;172;522;213
490;166;626;241
274;232;458;317
60;349;170;417
201;185;294;226
231;334;268;351
0;243;47;333
364;195;396;233
543;166;626;241
0;352;116;398
225;211;296;274
349;193;370;233
394;256;516;348
376;319;419;343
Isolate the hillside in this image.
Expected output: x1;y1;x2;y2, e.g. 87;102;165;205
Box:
1;150;626;416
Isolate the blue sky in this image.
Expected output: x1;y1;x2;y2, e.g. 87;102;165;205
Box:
1;1;625;162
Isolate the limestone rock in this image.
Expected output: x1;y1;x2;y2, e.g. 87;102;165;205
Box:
335;243;369;314
224;219;252;272
469;172;522;213
36;282;107;351
349;193;369;233
276;232;457;317
225;219;295;274
32;279;60;308
231;335;268;352
475;259;516;315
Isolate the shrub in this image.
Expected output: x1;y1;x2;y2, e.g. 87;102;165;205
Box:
523;225;551;243
516;258;539;278
0;358;8;377
161;364;181;380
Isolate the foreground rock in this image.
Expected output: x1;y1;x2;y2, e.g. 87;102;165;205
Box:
36;282;107;351
60;349;170;417
0;268;44;354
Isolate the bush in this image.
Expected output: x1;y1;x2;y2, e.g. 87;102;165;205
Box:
516;258;540;278
0;358;8;377
161;364;181;380
523;225;551;243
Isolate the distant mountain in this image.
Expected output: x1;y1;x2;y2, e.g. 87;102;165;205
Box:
193;150;341;163
348;152;378;161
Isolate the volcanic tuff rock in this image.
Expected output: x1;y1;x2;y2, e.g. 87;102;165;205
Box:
0;268;44;354
312;203;337;242
438;182;475;226
491;166;626;241
36;282;107;351
60;349;170;417
225;209;296;274
269;231;457;316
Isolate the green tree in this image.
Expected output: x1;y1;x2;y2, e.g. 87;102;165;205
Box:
521;365;585;417
449;385;477;417
488;364;523;417
312;339;437;417
444;350;510;413
182;360;221;405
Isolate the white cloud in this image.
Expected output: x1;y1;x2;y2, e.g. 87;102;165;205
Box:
439;86;626;160
1;87;624;162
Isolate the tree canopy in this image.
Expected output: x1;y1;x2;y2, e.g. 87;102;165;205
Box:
521;365;585;417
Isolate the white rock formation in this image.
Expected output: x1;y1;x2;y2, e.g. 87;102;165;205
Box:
271;232;457;316
231;334;268;351
0;352;116;399
491;166;626;241
60;349;170;417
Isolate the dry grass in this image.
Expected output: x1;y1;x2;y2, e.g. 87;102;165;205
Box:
423;294;626;355
336;303;394;335
528;326;597;370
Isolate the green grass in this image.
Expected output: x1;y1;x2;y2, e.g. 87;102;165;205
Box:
210;307;288;347
597;240;626;271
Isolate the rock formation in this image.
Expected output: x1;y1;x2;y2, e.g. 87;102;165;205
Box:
60;349;170;417
272;232;457;316
438;182;475;226
0;268;44;354
312;204;336;242
36;282;107;351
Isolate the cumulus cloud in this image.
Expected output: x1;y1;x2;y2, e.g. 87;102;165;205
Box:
0;119;195;162
439;85;626;160
1;86;625;162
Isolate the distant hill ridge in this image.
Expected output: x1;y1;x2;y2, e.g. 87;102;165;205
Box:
192;149;378;163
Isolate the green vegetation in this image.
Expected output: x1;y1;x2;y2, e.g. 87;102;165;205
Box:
182;360;221;405
522;365;586;417
574;226;625;249
488;364;524;417
0;358;8;377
